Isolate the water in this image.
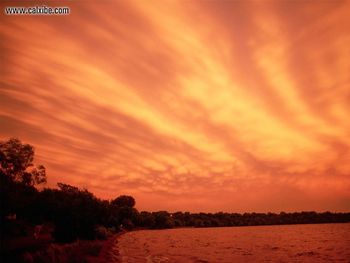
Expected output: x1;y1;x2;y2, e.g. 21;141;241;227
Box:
114;223;350;263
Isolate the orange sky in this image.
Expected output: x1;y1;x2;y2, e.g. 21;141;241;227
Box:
1;1;350;212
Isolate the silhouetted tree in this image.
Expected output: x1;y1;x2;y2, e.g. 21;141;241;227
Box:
110;195;138;229
138;211;155;227
111;195;135;208
0;138;46;224
41;183;105;242
0;138;46;186
152;211;174;229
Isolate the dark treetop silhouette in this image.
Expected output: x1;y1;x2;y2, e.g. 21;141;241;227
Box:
0;138;46;186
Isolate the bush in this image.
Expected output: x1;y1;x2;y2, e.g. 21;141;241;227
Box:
19;240;103;263
94;225;108;240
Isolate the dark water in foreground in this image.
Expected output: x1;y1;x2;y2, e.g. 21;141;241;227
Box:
115;223;350;263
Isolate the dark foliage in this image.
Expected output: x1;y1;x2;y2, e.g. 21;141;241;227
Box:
111;195;135;208
0;138;46;186
136;210;350;229
1;138;133;244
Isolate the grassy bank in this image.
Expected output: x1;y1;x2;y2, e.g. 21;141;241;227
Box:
4;238;105;263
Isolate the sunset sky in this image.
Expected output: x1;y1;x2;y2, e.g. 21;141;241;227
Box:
1;1;350;212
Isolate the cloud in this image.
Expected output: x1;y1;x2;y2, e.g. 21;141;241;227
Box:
0;0;349;212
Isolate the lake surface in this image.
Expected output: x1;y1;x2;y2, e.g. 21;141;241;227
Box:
115;223;350;263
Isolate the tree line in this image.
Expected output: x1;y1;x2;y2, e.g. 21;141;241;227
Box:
1;138;349;244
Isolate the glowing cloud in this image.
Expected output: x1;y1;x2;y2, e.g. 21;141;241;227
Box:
1;1;349;212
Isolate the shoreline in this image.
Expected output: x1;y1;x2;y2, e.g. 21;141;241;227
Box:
91;231;127;263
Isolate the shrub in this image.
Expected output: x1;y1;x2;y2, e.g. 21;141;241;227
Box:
19;240;103;263
94;225;109;240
